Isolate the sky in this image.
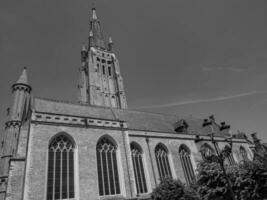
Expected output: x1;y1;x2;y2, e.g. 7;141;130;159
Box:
0;0;267;141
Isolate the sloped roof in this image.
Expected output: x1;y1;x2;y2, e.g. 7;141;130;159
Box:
33;97;229;137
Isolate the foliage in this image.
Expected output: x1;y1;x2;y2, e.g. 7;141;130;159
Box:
196;159;267;200
196;161;234;200
233;160;266;200
151;177;200;200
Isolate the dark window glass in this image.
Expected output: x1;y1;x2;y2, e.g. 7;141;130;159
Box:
96;137;120;196
46;135;75;200
102;66;105;75
108;67;112;76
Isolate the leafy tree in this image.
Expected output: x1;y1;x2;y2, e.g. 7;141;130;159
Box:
196;160;267;200
151;177;200;200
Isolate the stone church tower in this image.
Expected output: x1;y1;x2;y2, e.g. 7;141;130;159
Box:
0;7;253;200
78;8;127;109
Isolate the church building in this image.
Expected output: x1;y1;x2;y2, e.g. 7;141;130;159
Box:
0;8;253;200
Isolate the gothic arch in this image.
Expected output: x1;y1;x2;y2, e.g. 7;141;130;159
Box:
96;134;118;149
48;131;76;148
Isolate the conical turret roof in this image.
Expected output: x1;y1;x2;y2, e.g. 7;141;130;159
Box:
16;67;28;85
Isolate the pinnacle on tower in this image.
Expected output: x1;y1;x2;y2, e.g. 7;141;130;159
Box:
89;30;93;37
108;36;114;51
81;44;87;52
16;67;28;85
92;8;97;20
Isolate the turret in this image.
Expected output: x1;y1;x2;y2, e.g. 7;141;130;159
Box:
9;67;32;123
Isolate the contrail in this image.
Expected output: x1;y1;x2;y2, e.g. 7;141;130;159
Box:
136;91;267;109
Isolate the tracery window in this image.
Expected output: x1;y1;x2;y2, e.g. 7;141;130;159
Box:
130;143;147;194
179;145;195;184
227;153;236;165
200;143;215;160
155;144;172;180
96;137;120;196
240;146;248;161
47;134;75;200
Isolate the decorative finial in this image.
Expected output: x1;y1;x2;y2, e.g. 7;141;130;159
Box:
92;8;97;20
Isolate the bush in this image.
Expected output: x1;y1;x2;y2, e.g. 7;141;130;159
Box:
151;177;200;200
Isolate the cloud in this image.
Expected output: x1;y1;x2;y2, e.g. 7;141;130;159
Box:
202;66;246;72
136;91;267;109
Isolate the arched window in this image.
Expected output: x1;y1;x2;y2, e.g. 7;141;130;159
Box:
240;146;248;161
200;143;215;160
96;137;120;196
179;145;195;184
227;153;236;165
155;144;172;180
224;145;236;166
47;134;75;200
131;143;147;194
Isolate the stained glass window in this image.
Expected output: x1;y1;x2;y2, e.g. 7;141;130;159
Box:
130;143;147;194
155;144;172;180
47;134;75;200
179;145;195;184
96;137;120;196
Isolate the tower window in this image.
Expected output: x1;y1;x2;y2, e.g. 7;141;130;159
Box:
97;57;100;61
96;137;120;196
108;67;112;76
46;134;75;200
102;66;105;75
155;144;172;180
102;59;106;63
107;61;112;64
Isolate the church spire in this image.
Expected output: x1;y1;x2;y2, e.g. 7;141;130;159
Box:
89;7;106;49
92;7;97;20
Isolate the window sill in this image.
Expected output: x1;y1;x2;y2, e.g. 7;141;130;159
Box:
136;193;151;200
99;195;125;200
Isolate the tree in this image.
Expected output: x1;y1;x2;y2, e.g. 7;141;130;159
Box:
196;160;266;200
151;177;200;200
